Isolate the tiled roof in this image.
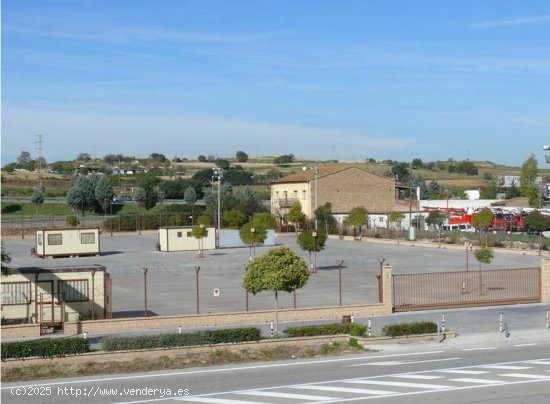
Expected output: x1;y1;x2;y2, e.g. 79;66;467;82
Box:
271;164;369;183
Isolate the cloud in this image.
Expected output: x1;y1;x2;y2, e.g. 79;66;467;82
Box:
472;14;550;28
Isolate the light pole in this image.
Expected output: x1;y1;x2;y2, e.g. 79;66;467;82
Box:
314;165;319;231
212;167;223;249
195;266;201;314
143;267;148;317
198;224;205;258
312;231;318;273
251;227;256;259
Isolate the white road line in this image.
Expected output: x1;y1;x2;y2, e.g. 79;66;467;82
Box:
526;360;550;365
514;343;537;347
391;375;444;380
437;370;490;375
346;358;459;368
291;385;396;395
450;378;504;384
236;391;335;401
499;373;550;380
479;365;531;370
343;380;453;390
177;398;267;404
462;347;496;351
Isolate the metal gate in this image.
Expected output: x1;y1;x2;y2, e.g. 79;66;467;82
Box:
393;267;541;312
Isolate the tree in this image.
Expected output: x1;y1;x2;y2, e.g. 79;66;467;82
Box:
411;158;424;169
183;186;197;204
390;162;409;180
474;245;494;295
471;208;494;245
191;225;209;257
137;172;160;210
149;153;166;163
284;201;306;231
242;247;309;336
236;151;249;162
297;230;327;270
16;150;31;165
30;188;44;209
224;209;246;229
520;154;541;208
197;155;207;162
346;207;368;239
427;179;441;199
523;210;550;254
505;183;521;199
314;202;334;233
389;212;405;242
426;210;446;246
273;154;294;166
1;241;13;276
76;153;92;162
215;158;230;170
239;221;268;260
95;176;114;214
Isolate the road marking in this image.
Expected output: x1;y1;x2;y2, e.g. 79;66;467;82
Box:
236;391;335;401
450;378;504;384
479;365;531;370
391;375;444;380
177;398;268;404
437;370;490;375
343;380;453;390
526;360;550;365
514;343;537;347
291;385;396;395
346;358;459;367
499;373;550;380
462;347;496;351
0;351;445;390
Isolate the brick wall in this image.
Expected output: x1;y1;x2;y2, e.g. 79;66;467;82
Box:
1;324;41;340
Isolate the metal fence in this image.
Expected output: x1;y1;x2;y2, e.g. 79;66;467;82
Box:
393;267;541;312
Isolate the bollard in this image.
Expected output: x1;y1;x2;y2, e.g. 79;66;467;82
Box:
351;315;354;324
367;319;372;337
499;313;504;333
441;314;445;333
270;320;274;338
178;325;182;334
504;322;510;338
83;331;88;340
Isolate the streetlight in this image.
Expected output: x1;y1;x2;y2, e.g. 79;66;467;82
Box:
302;164;320;229
198;224;205;258
143;267;148;317
195;266;201;314
312;231;318;273
212;167;223;249
251;227;256;259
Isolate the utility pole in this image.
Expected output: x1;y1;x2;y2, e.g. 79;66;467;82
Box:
34;134;44;191
212;167;223;249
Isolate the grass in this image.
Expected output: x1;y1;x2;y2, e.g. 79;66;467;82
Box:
1;203;73;217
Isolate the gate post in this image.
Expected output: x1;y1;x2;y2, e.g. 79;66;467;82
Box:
541;259;550;303
382;264;393;314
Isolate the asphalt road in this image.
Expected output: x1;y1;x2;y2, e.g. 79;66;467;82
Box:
3;234;545;317
2;331;550;404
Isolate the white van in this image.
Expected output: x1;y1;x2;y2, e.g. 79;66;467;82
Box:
441;224;475;233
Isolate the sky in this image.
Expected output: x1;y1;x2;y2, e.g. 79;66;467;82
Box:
2;0;550;166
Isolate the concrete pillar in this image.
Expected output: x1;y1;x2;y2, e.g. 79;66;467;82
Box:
541;259;550;303
382;264;393;313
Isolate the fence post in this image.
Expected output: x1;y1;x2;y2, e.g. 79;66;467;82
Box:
367;318;372;337
270;320;274;338
441;314;446;333
499;313;503;333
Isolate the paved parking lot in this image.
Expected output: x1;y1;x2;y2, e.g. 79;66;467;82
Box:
3;233;544;317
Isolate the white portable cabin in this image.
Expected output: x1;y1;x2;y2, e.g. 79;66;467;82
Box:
158;226;216;252
35;228;101;258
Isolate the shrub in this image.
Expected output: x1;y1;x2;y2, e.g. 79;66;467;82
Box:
1;337;90;360
66;215;78;227
382;321;438;337
283;323;367;338
101;327;261;352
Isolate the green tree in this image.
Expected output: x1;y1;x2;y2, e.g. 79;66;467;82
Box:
474;245;494;295
224;209;246;229
95;176;114;214
314;202;334;233
390;162;409;180
236;151;249;162
346;207;368;239
389;212;405;242
197;155;206;162
284;201;306;231
16;150;31;165
520;154;541;208
30;188;44;213
505;183;521;199
137;172;160;210
1;241;13;276
297;230;327;270
184;186;197;204
471;208;494;245
191;225;209;257
273;154;294;166
523;210;550;254
239;222;268;260
242;247;309;336
481;181;497;199
426;210;447;246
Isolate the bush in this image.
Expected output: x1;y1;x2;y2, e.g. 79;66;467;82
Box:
101;327;261;352
1;337;90;360
382;321;438;337
66;215;78;227
283;323;367;337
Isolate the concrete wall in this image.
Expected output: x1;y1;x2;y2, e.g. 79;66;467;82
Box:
35;228;100;257
158;227;216;252
542;258;550;303
219;229;276;248
0;324;41;340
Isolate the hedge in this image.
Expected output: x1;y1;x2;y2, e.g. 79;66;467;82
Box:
101;327;261;352
382;321;438;337
1;337;90;360
283;323;367;338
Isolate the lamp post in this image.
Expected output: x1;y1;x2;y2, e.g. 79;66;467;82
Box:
313;231;318;271
245;265;249;311
251;227;256;259
313;165;319;231
212;167;223;249
198;224;205;258
143;267;148;317
195;266;201;314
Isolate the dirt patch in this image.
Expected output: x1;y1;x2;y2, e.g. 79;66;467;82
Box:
1;342;364;382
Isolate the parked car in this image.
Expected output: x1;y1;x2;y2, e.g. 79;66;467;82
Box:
112;195;133;204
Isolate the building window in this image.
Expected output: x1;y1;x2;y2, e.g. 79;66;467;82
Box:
187;231;193;237
58;280;89;302
80;232;95;244
47;233;62;245
293;190;298;198
177;232;182;238
1;282;31;305
38;234;43;245
302;190;306;200
275;191;279;199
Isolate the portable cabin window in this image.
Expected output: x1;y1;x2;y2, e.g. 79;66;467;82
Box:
187;231;193;237
80;232;95;244
47;233;62;245
177;232;183;238
1;282;31;305
37;234;43;245
302;190;306;200
58;280;89;302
